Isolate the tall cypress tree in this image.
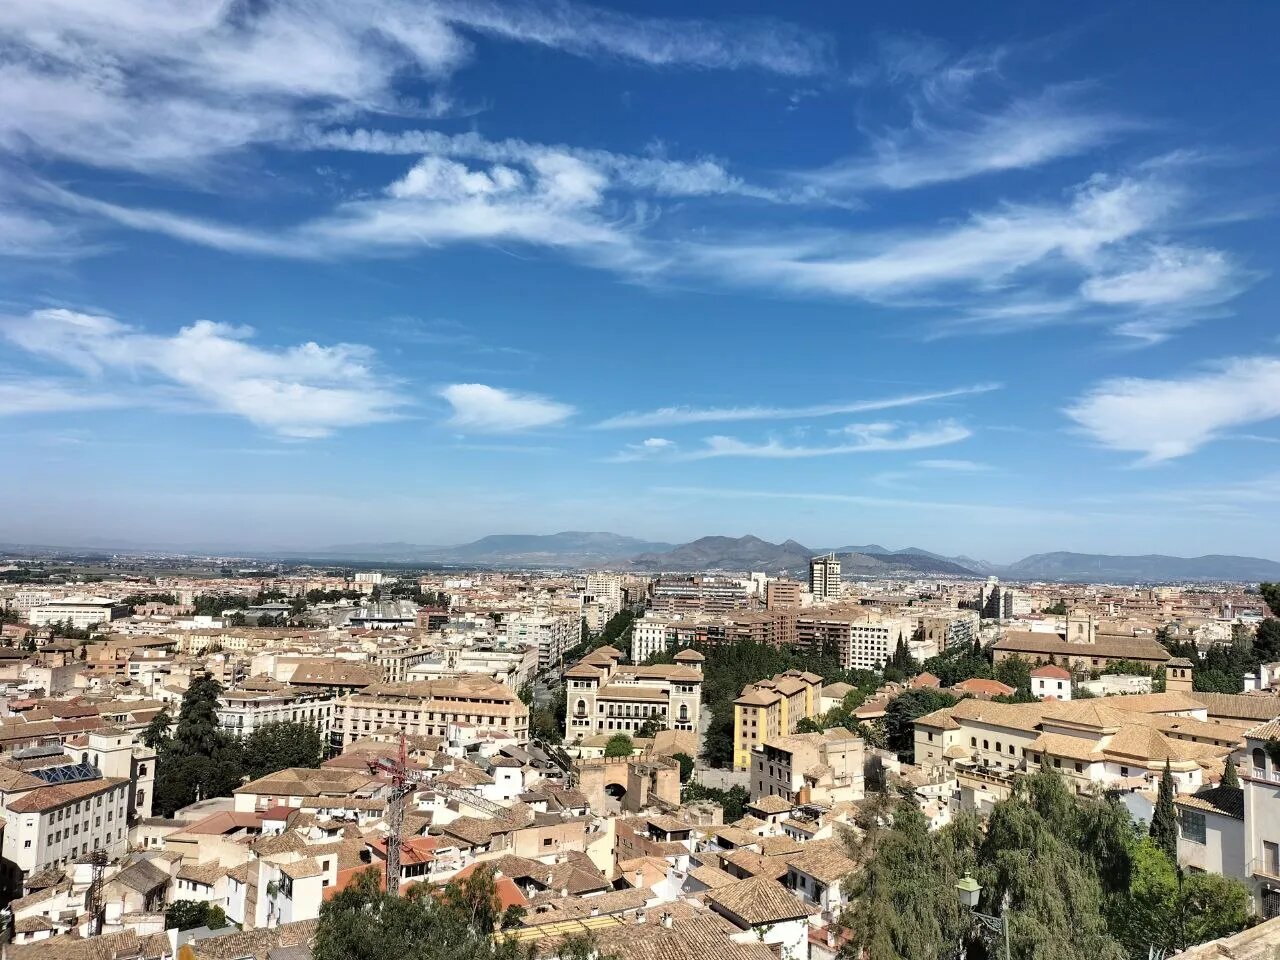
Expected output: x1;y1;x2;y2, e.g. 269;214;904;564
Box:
1221;756;1241;790
1150;760;1179;862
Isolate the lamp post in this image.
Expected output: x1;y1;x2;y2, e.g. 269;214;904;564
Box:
955;874;1011;960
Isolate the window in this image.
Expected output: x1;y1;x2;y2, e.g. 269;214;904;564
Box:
1180;809;1207;845
1254;748;1267;777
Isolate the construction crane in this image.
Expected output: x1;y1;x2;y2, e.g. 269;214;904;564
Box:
84;848;107;935
366;735;423;896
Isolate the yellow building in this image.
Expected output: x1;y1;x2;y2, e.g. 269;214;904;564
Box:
731;669;824;770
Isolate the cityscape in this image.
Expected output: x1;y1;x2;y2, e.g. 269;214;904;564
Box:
2;2;1279;960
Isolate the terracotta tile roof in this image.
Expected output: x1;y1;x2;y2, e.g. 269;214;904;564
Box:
952;678;1016;697
688;864;738;889
706;875;815;925
1195;693;1280;723
177;861;226;886
1175;785;1244;821
108;859;170;894
746;795;793;815
6;777;127;814
184;919;317;960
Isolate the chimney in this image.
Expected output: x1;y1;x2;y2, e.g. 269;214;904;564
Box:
661;912;673;929
590;905;599;917
633;870;644;888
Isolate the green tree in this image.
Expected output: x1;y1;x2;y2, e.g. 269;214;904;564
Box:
240;721;324;781
681;781;749;820
313;869;522;960
1259;583;1280;617
142;709;172;749
1044;600;1068;615
882;689;958;758
1178;871;1251;947
153;672;245;816
1221;756;1240;789
603;734;634;758
795;716;823;734
165;900;226;931
635;716;665;739
672;752;695;783
994;654;1033;697
1108;838;1251;958
841;802;978;960
1149;761;1178;862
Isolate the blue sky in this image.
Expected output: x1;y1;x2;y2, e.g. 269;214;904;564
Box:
1;1;1278;561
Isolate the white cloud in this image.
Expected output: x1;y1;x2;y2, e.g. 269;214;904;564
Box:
1065;357;1280;463
0;207;83;259
678;420;971;459
0;308;406;438
607;436;676;462
301;126;795;202
38;153;642;265
804;88;1136;194
430;0;833;75
686;174;1180;300
0;0;827;175
439;383;573;432
1081;244;1240;307
595;383;999;429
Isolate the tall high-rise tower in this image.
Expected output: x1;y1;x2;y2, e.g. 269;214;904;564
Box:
809;553;841;600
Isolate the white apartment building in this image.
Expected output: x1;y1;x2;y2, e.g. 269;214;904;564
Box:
370;642;437;682
218;689;337;738
29;596;129;631
808;554;841;601
796;612;916;672
0;772;132;895
406;643;537;690
630;614;674;663
504;611;577;671
1244;719;1280;916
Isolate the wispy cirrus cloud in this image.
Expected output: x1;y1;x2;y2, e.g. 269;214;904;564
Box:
675;420;971;460
439;383;574;432
802;86;1138;195
1065;356;1280;463
0;0;828;177
0;308;406;438
606;437;677;462
429;0;834;76
595;383;999;429
301;126;801;203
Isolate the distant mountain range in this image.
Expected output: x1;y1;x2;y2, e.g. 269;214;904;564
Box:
302;532;675;566
1001;551;1280;583
5;532;1279;583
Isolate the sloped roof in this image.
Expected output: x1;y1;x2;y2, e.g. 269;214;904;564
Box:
1175;785;1244;821
707;875;815;925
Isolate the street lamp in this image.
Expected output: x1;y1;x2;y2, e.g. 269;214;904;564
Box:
955;874;1011;960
